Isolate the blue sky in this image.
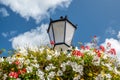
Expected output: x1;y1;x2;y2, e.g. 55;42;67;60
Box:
0;0;120;57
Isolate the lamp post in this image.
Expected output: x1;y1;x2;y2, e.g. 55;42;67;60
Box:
47;16;77;51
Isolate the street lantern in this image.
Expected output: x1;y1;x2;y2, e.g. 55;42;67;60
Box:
47;16;77;51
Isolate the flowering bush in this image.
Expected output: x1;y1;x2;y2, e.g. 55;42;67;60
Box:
0;39;120;80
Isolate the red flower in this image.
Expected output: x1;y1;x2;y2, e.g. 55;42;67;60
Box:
18;68;26;75
72;50;84;57
80;45;85;50
17;68;27;74
17;70;21;75
22;68;27;74
9;72;18;78
109;48;116;55
50;41;54;45
94;49;101;57
80;46;90;50
72;50;77;55
22;68;27;73
100;45;105;52
97;51;101;57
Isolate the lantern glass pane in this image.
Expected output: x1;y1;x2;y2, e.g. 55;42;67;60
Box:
65;21;75;45
48;25;54;42
53;21;65;43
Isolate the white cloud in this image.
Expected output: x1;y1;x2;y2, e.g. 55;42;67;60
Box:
1;32;8;37
9;24;50;50
0;7;9;17
0;0;72;22
117;31;120;39
106;27;116;35
1;31;17;38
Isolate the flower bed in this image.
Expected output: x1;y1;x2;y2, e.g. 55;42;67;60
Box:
0;43;120;80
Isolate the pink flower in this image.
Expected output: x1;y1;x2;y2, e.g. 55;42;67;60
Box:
109;48;116;55
85;46;90;50
100;45;105;52
9;72;18;78
14;60;20;65
107;42;111;47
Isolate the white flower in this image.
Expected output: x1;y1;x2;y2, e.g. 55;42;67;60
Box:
57;70;63;76
102;54;108;59
32;59;38;63
54;50;60;57
92;56;100;66
30;54;34;58
61;62;66;67
71;62;78;71
77;65;83;75
105;74;112;79
50;64;56;69
39;47;44;53
71;62;83;75
114;67;120;75
36;69;45;80
36;69;44;75
61;62;67;71
18;58;25;63
24;59;30;65
95;74;104;80
114;59;120;68
45;64;56;71
66;61;71;65
0;57;4;62
85;50;94;56
105;63;113;71
73;75;81;80
19;49;28;56
3;74;7;80
62;66;66;72
26;66;33;73
48;71;55;79
16;78;21;80
73;77;79;80
45;66;51;71
6;57;16;64
46;55;52;60
31;63;39;68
